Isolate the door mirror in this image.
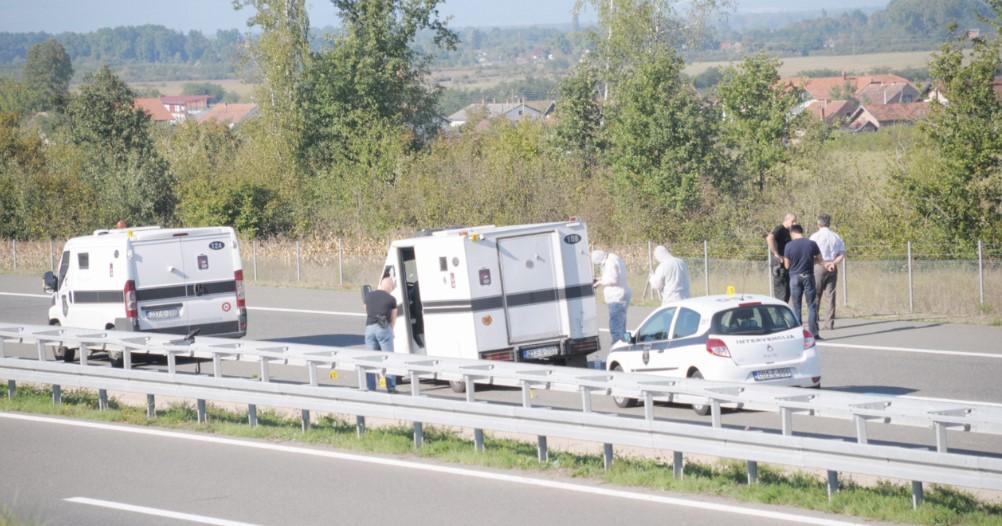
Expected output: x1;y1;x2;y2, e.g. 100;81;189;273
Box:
42;271;58;293
361;284;373;302
627;330;636;345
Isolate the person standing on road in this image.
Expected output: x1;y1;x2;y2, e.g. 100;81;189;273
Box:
363;276;398;393
767;213;797;303
649;245;690;305
784;224;823;337
592;250;631;344
810;213;846;335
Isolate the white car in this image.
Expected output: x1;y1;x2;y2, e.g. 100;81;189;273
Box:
606;294;821;413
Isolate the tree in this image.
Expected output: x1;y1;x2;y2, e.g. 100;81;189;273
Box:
894;1;1002;246
23;39;73;111
298;0;458;167
66;66;175;225
553;60;602;165
716;54;802;192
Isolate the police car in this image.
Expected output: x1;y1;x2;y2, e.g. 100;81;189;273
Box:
606;294;821;413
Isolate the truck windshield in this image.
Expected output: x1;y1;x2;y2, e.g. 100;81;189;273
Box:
711;305;798;336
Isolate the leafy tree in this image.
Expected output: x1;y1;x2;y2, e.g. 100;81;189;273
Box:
298;0;458;167
23;39;73;111
181;82;226;104
66;66;175;225
898;3;1002;245
0;79;31;116
553;60;602;165
716;54;802;192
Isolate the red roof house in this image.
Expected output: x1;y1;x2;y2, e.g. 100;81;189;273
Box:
133;98;173;123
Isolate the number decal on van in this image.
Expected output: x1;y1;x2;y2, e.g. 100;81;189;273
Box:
209;241;225;250
563;234;581;244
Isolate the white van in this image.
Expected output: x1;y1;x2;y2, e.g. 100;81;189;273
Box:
369;221;600;373
43;226;247;361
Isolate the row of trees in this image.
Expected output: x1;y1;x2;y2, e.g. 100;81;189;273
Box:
0;0;999;251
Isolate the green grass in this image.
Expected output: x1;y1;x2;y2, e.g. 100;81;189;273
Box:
2;385;1001;525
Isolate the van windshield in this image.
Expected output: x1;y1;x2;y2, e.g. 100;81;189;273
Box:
711;305;798;336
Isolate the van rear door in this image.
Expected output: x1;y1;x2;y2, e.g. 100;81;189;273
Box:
133;238;189;332
178;232;240;335
497;232;566;344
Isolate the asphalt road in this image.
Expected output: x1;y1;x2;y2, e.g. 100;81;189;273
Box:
0;413;876;526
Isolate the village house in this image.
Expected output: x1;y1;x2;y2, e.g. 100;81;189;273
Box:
447;100;555;128
160;95;210;122
848;102;930;132
133;98;174;123
196;103;259;129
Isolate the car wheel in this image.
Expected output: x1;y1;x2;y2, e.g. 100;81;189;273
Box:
107;350;124;368
49;321;75;362
449;380;467;393
689;370;711;416
611;365;638;408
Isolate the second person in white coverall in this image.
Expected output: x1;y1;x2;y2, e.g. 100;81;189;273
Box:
649;245;690;305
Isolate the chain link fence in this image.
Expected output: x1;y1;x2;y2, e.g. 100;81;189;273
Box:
1;237;998;319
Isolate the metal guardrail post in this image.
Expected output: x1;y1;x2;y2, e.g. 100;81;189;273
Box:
252;240;258;283
912;481;924;509
147;394;156;418
7;379;14;399
467;376;485;452
907;241;914;313
355;415;366;437
301;409;310;432
295;240;302;282
248;404;258;427
411;371;423;448
703;240;709;296
603;443;614;470
978;240;985;306
673;451;683;479
747;461;758;484
197;399;207;423
52;384;61;405
98;389;108;411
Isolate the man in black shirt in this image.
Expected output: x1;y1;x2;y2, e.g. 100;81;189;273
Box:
784;224;823;337
363;276;398;392
767;213;797;302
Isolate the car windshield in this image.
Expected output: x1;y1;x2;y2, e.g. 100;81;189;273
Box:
711;305;798;336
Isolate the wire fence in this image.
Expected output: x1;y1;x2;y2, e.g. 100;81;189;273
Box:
1;237;998;319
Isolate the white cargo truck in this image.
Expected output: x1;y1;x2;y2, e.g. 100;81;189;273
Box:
43;226;247;361
368;221;600;372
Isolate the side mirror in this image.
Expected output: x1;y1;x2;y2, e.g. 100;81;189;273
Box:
42;271;58;293
361;284;372;302
627;331;636;345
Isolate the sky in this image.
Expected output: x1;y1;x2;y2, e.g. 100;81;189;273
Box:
0;0;892;34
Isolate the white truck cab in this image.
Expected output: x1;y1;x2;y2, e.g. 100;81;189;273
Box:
43;226;247;360
368;221;600;370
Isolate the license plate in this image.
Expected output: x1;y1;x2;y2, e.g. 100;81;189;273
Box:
753;368;793;381
521;346;559;360
144;307;180;321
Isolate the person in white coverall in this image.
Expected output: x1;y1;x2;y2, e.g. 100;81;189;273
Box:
592;250;631;344
649;245;690;305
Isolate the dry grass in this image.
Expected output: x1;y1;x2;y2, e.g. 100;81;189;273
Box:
128;78;258;100
684;50;935;77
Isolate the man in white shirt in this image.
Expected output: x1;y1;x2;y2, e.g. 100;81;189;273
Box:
809;213;846;336
592;250;632;343
649;245;690;305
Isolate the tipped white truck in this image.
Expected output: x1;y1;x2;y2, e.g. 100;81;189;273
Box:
42;226;247;362
369;221;600;381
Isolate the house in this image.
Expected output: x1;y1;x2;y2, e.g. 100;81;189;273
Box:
196;103;259;128
855;82;920;105
848;102;930;132
133;98;173;123
803;99;858;126
447;100;555;128
160;95;211;122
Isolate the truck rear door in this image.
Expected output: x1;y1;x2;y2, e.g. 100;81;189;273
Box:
497;232;565;344
179;233;239;334
133;238;189;332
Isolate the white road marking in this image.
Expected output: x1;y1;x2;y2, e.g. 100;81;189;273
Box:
816;342;1001;359
247;306;364;317
0;292;48;299
7;413;860;526
65;497;260;526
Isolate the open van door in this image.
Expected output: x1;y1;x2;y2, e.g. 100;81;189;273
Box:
497;232;565;344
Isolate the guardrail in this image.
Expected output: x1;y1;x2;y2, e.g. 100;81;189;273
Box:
1;322;1001;509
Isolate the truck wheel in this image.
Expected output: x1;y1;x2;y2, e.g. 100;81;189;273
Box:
53;346;76;363
611;365;638;408
689;370;711;416
107;350;124;367
449;380;467;394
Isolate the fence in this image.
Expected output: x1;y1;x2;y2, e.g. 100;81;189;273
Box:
1;237;998;318
2;321;1002;510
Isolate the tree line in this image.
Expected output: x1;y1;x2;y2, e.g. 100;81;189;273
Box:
0;0;999;255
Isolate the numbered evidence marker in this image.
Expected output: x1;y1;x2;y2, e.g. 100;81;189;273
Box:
726;285;736;296
329;370;338;380
378;375;387;389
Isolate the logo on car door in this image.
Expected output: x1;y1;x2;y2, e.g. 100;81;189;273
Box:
642;349;650;365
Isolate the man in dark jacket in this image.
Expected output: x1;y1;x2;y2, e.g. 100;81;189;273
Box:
783;224;823;337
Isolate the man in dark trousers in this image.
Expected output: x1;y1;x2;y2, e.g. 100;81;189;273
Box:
363;276;398;393
784;224;823;337
767;213;797;302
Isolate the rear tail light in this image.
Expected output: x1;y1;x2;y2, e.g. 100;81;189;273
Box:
234;269;246;308
803;329;815;350
481;349;514;361
706;338;731;357
124;280;137;318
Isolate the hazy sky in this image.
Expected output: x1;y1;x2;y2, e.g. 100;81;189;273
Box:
0;0;891;33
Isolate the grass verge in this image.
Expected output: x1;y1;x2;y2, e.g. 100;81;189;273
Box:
1;385;1001;526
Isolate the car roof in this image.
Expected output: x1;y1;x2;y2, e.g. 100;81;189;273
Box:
658;294;787;317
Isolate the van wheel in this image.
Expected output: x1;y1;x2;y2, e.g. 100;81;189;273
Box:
107;350;124;367
689;370;711;416
449;380;467;394
53;346;75;362
611;365;638;408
